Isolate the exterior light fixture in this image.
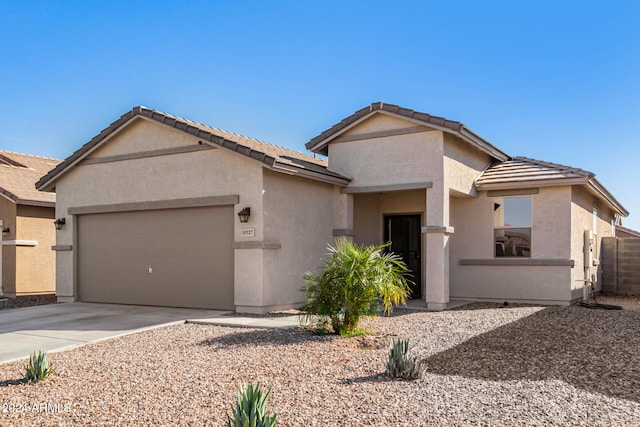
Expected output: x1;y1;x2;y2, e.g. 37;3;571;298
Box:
237;207;251;223
54;218;66;230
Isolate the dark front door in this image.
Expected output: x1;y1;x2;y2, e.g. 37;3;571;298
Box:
384;214;422;298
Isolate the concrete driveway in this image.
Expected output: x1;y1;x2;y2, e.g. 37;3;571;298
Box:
0;302;231;364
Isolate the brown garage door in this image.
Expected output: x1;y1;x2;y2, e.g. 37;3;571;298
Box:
78;206;234;310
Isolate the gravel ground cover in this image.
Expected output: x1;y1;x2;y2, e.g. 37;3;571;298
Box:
0;295;57;311
1;299;639;426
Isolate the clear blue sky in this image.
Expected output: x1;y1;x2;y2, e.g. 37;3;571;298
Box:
1;1;639;228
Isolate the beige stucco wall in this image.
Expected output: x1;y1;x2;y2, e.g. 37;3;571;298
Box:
328;115;443;188
54;117;267;309
449;186;574;303
0;198;17;296
85;118;190;157
443;133;492;197
570;186;616;297
261;170;335;309
14;205;56;296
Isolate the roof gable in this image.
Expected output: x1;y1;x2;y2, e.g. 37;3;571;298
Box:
36;107;350;192
339;113;425;138
0;151;60;206
305;102;510;161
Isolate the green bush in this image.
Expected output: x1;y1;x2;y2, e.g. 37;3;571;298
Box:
226;383;277;427
23;351;54;383
385;338;424;380
302;240;411;335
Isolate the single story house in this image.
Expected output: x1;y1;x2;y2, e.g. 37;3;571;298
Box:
0;151;60;297
36;103;628;312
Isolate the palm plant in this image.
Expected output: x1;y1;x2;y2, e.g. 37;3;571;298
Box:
302;239;411;335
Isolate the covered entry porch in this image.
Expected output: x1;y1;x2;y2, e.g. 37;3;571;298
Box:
333;183;453;310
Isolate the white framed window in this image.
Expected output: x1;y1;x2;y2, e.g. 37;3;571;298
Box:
494;196;532;257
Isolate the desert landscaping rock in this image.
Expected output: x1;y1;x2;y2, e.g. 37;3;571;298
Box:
0;299;639;426
0;295;57;311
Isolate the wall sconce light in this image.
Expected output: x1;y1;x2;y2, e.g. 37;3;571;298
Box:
54;218;66;230
2;227;9;235
237;207;251;223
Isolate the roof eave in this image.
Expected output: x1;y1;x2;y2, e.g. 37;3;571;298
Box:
457;127;509;162
616;225;640;237
17;199;56;208
305;110;377;155
587;177;628;217
271;161;351;186
476;177;589;191
36;108;142;192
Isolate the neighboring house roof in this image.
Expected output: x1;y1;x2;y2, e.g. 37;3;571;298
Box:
0;151;60;207
476;157;628;216
616;225;640;238
305;102;510;161
36;107;351;192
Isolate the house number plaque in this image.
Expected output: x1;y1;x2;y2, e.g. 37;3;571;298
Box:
241;228;255;237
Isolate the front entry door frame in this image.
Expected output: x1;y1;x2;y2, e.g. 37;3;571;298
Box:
383;214;422;299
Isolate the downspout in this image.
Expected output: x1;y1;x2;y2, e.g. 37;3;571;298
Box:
583;230;594;301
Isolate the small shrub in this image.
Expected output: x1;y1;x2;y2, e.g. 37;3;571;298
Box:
309;319;332;336
23;351;54;383
385;338;424;380
301;240;411;335
339;326;373;338
226;383;277;427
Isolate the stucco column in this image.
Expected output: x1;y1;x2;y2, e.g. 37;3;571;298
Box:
423;186;454;311
332;189;354;241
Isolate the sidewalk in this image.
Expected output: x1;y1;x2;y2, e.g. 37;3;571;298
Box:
187;314;305;329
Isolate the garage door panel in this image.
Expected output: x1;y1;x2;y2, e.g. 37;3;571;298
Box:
78;206;234;310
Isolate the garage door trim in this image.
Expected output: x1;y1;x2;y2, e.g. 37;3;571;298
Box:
69;195;239;215
77;205;235;310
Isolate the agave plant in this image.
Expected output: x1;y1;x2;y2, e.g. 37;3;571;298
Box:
24;350;54;383
385;338;424;380
226;383;277;427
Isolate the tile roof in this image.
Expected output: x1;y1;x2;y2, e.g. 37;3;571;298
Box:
476;156;628;216
37;107;350;191
475;156;593;187
305;102;510;161
0;151;60;205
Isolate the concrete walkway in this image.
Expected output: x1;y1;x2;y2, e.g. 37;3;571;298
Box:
0;303;239;364
188;315;303;329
